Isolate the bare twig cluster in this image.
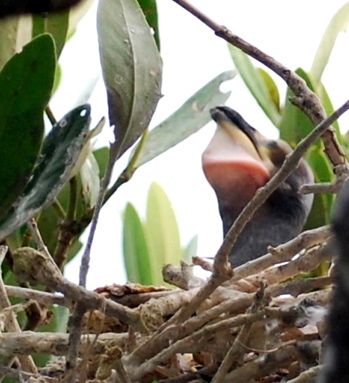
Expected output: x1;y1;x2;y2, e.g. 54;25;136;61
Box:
0;224;336;382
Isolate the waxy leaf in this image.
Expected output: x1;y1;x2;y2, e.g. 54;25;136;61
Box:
32;11;69;58
137;0;160;50
0;105;91;240
146;182;182;284
134;71;235;168
310;2;349;85
123;202;153;285
0;34;55;220
229;45;281;127
97;0;162;159
279;68;316;146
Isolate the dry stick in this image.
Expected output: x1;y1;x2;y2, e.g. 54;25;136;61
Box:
244;241;333;289
232;225;331;282
128;277;328;380
212;285;267;383
27;218;52;259
0;332;129;356
128;310;266;381
172;0;346;170
0;246;37;377
12;248;141;327
287;365;320;383
215;99;349;272
172;0;348;268
5;285;71;307
127;237;330;376
164;0;349;330
65;145;119;382
223;344;298;383
147;102;345;340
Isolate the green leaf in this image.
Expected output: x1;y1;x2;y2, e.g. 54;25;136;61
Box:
0;34;56;220
145;183;182;284
257;68;280;112
80;150;100;209
97;0;162;159
228;45;281;127
134;71;235;168
123;202;153;284
304;146;334;229
32;11;69;58
0;105;91;240
310;2;349;85
279;68;316;145
94;147;110;179
137;0;160;50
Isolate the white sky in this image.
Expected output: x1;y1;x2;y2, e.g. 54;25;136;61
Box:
52;0;349;289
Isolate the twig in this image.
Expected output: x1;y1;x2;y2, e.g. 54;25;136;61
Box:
0;332;129;356
243;241;333;289
222;344;298;383
215;100;349;270
126;310;266;381
5;285;71;307
11;247;142;329
172;0;347;169
232;226;332;282
301;182;340;194
212;284;267;383
0;246;37;375
287;365;320;383
68;142;119;382
27;218;52;259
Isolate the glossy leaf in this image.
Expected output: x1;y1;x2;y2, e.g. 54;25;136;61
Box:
80;150;100;208
305;146;334;229
123;202;153;284
279;68;316;146
0;34;56;220
0;105;91;240
257;68;280;112
137;0;160;50
310;2;349;85
134;71;235;168
146;183;182;284
97;0;162;159
93;147;110;179
32;11;69;58
228;45;281;127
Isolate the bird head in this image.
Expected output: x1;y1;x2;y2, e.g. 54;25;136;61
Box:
202;106;313;262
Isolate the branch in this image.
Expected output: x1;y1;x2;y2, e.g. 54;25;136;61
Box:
216;101;349;268
11;247;142;330
232;226;332;282
172;0;347;170
0;332;129;356
0;246;37;375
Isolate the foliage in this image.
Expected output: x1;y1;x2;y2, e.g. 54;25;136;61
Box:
0;1;349;382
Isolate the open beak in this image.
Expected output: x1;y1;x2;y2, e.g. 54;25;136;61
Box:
202;106;277;207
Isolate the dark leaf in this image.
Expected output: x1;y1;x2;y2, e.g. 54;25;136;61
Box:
97;0;162;159
0;105;91;240
0;34;55;220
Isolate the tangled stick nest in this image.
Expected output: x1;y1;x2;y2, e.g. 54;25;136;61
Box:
0;225;335;382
